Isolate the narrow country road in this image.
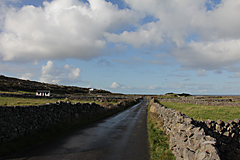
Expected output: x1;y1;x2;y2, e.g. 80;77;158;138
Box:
3;98;150;160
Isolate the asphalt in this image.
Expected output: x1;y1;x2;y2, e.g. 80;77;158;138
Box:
3;99;150;160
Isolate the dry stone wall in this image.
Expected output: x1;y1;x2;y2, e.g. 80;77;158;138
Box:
149;98;240;160
159;98;240;107
0;98;139;142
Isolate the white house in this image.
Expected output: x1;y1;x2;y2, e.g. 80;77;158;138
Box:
36;90;50;97
89;88;95;93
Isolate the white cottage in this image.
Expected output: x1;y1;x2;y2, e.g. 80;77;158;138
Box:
36;90;50;97
89;88;94;93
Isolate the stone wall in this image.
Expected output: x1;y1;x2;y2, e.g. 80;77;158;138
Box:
194;119;240;160
149;98;240;160
0;98;139;142
159;98;240;107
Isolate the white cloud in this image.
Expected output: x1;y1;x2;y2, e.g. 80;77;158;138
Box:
1;0;240;74
64;64;81;81
149;85;161;90
20;73;34;80
198;69;207;77
106;21;164;48
0;0;142;62
108;0;240;71
109;82;132;90
40;61;61;84
110;82;120;89
39;60;81;84
0;63;38;78
0;0;18;30
108;0;206;47
121;0;240;44
173;40;240;70
200;0;240;40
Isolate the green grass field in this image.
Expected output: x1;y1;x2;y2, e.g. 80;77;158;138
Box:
0;97;66;106
159;101;240;121
0;97;120;107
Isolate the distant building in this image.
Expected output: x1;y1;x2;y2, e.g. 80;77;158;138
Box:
36;90;50;97
89;88;94;93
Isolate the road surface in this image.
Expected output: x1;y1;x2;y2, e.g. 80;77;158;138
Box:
3;98;150;160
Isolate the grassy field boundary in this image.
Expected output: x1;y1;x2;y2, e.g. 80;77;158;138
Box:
0;96;122;107
159;101;240;121
147;102;175;160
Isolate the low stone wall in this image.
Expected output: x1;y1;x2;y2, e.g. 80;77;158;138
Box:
194;119;240;159
159;98;240;107
0;98;139;142
149;98;240;160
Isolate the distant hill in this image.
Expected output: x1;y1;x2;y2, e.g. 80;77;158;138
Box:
0;75;111;95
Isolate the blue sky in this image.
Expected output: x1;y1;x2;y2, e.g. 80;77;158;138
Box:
1;0;240;95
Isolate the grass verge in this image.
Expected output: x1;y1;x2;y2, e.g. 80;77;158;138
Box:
147;108;175;160
160;101;240;121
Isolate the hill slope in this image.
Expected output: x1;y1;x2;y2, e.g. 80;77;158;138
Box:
0;75;111;95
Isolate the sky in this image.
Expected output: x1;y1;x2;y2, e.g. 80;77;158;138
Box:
1;0;240;95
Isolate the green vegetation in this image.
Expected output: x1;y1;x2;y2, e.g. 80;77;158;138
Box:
159;92;191;98
148;109;175;160
0;97;122;107
0;91;35;94
0;97;66;106
0;75;111;95
160;101;240;121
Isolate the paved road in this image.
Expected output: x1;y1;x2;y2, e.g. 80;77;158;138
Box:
4;99;150;160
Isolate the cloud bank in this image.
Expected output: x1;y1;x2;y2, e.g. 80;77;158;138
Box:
0;0;141;62
110;82;120;89
40;60;81;84
108;0;240;71
1;0;240;73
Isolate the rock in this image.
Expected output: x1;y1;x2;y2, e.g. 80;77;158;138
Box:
184;117;193;125
216;124;222;132
227;120;233;125
183;148;195;160
234;118;240;124
231;132;236;138
217;119;223;125
223;131;230;137
196;151;208;160
201;141;216;146
149;105;156;113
